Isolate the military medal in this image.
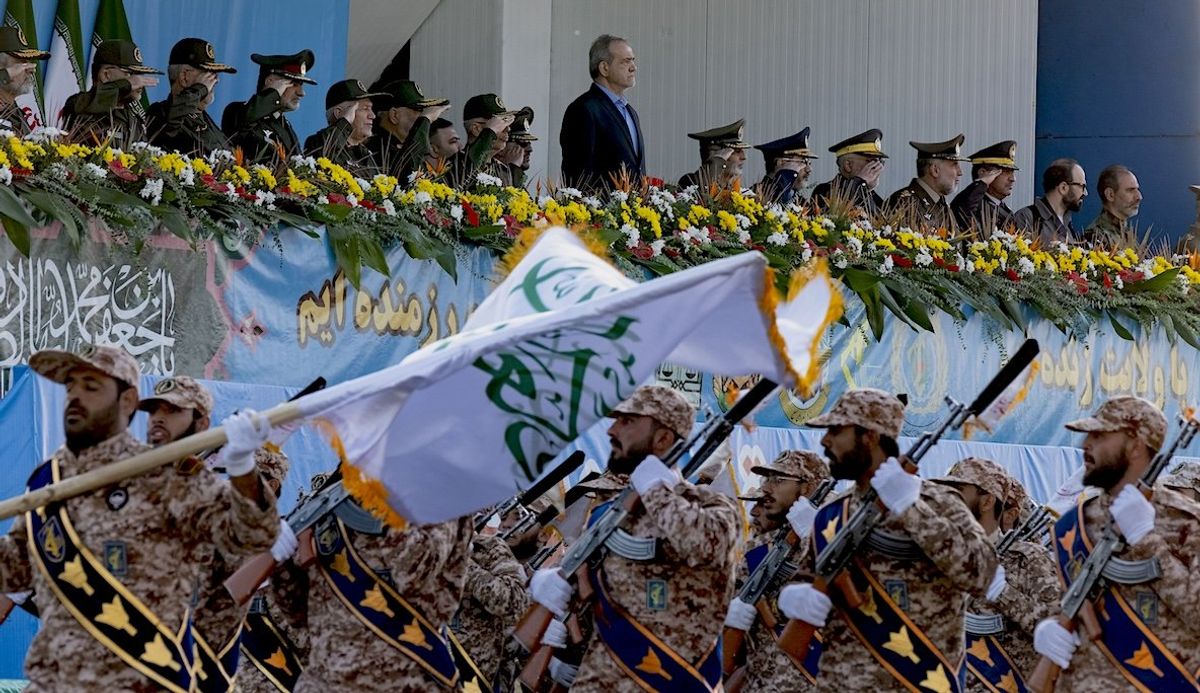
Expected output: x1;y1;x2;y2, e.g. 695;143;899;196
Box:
646;578;667;610
106;487;128;511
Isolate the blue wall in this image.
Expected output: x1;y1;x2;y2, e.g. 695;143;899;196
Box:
1036;1;1200;242
11;0;348;146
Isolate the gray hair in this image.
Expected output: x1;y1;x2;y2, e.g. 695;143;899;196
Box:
326;104;347;125
167;64;188;84
588;34;626;79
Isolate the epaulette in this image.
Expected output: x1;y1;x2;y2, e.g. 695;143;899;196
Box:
174;455;204;476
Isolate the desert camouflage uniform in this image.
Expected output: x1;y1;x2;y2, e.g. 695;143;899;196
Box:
566;472;741;692
289;517;473;691
451;533;529;684
0;346;279;692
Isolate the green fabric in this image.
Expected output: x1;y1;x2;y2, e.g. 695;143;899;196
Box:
91;0;148;111
3;0;43;113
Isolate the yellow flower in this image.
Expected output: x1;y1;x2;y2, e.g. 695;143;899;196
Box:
634;205;662;238
716;210;739;234
316;157;364;198
191;158;213;176
285;168;318;198
253;165;277;190
372;174;398;198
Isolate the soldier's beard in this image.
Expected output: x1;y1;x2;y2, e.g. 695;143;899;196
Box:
1082;452;1126;491
149;420;199;447
64;396;124;453
608;450;649;477
827;444;874;482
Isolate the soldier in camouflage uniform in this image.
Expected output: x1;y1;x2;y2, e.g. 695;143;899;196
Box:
450;531;528;686
1161;460;1200;503
778;388;998;692
529;385;741;691
934;458;1058;692
1034;397;1200;690
724;450;830;692
0;346;278;692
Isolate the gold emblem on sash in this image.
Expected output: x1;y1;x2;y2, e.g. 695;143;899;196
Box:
1124;642;1166;677
96;596;137;635
919;663;952;693
966;637;994;667
60;556;95;595
265;648;292;674
399;622;432;650
331;550;354;581
858;586;883;624
821;517;839;542
360;584;396;617
39;518;66;562
883;626;919;663
141;634;181;670
998;672;1020;693
635;649;672;680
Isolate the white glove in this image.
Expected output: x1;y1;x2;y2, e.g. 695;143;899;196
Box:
1111;484;1155;545
870;457;921;514
985;564;1007;602
221;409;271;477
778;582;832;627
5;592;29;605
530;568;572;618
548;657;578;687
787;498;819;538
271;520;298;562
723;597;757;631
630;455;677;496
1034;618;1080;668
541;618;568;648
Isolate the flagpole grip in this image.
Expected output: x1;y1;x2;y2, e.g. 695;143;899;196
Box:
0;402;303;521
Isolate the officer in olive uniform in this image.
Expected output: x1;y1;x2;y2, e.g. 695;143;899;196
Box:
810;128;888;214
885;134;968;231
222;50;315;164
950;140;1019;232
147;38;236;155
755;127;818;206
304;79;386;172
502;106;537;188
63;39;162;147
446;93;517;188
367;79;449;180
677;118;751;190
0;26;49;135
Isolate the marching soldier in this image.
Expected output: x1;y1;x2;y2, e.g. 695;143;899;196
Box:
678;118;751;190
222;50;315;164
0;345;278;691
63;39;162;147
950;140;1018;232
0;26;50;134
1161;460;1200;502
724;450;830;692
885;134;967;231
754;128;818;206
810;129;887;214
1033;397;1200;690
270;480;474;690
147;38;236;155
777;388;998;691
934;458;1058;692
529;385;740;691
303;78;386;171
742;494;778;536
450;532;529;687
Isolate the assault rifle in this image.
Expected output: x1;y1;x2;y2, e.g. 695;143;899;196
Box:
1028;410;1200;692
995;503;1050;557
776;339;1041;661
475;451;586;533
514;378;779;689
723;477;838;691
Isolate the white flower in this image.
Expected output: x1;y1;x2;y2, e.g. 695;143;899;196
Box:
407;171;421;184
82;163;108;180
801;246;813;263
620;223;640;249
0;129;16;140
681;225;711;245
879;255;895;276
253;189;277;209
178;164;195;186
476;172;503;187
557;186;582;199
47;163;69;180
449;204;464;222
1113;274;1124;290
846;236;864;256
414;191;432;205
207;149;234;164
537;195;552;206
966;260;977;274
355;177;372;194
346;194;359;207
27;127;67;142
381;199;397;216
583;195;601;208
650;239;666;256
0;166;12;185
858;219;874;231
317;194;330;205
737;228;751;244
915;249;934;267
833;253;848;270
767;231;788;246
610;191;629;204
139;178;164;205
224;182;239;202
130;142;165;157
1016;256;1035;276
821;218;836;230
735;213;751;230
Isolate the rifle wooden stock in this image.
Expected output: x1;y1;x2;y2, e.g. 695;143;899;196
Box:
518;641;554;691
722;627;746;677
223;552;276;605
295;527;317;567
514;604;554;652
724;665;748;693
0;594;13;626
1028;606;1102;693
776;572;862;662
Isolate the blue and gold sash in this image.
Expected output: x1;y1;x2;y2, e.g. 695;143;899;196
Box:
1052;497;1198;692
812;495;966;693
742;539;824;682
241;596;302;692
25;458;196;692
313;513;460;689
963;631;1027;693
191;620;240;693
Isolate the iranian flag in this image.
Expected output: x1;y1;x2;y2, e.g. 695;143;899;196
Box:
3;0;43;129
42;0;86;129
287;228;843;526
89;0;147;113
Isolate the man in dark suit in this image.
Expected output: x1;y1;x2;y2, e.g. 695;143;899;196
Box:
560;34;644;191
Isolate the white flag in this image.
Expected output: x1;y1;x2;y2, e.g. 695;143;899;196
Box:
293;228;841;526
42;0;86;129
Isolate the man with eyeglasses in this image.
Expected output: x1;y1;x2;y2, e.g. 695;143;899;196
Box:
1012;158;1087;245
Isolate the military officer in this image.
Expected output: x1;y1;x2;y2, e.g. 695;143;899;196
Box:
366;79;450;180
777;388;998;691
0;346;278;691
497;106;536;188
446;93;517;188
63;39;162;147
724;450;830;692
950;140;1018;232
677;118;751;190
147;38;236;155
223;50;315;164
0;26;49;134
529;385;740;691
810;129;888;214
303;78;386;171
450;532;529;687
1033;397;1200;690
754;127;818;206
885;134;968;231
934;458;1058;692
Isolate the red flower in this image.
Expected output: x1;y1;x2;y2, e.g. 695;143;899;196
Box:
1005;268;1020;282
461;200;480;227
1102;272;1113;290
107;159;138;182
1118;269;1144;283
664;247;680;258
632;243;654;259
647;177;665;188
359;200;378;211
751;244;766;252
890;253;913;269
1065;271;1088;294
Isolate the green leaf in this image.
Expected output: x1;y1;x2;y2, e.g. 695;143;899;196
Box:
359;236;391;278
328;230;362;288
152;207;195;245
317;203;354;223
841;267;880;294
999;296;1027;332
462;224;504;240
852;284;885;340
1107;311;1134;341
1124;267;1180;293
902;297;935;332
23;190;81;246
1173;315;1200;351
434;246;458;281
1;215;29;255
881;279;935;332
876;283;920;332
74;182;147;210
0;184;37;228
